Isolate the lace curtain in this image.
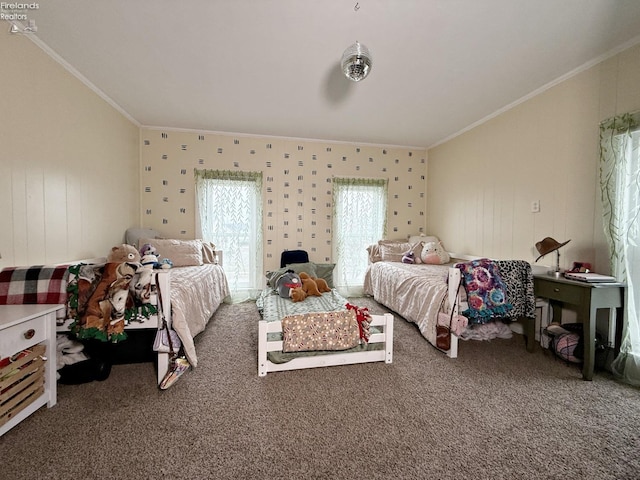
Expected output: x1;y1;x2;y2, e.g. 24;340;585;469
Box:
599;111;640;386
195;169;263;303
332;177;388;296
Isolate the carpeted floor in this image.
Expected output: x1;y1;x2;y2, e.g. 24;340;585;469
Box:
1;297;639;480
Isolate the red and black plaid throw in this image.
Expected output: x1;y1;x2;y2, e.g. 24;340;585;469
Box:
0;265;70;305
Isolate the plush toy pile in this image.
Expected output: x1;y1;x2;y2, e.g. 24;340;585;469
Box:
274;270;331;302
139;243;172;269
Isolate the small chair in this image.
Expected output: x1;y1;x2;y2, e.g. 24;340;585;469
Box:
280;250;309;268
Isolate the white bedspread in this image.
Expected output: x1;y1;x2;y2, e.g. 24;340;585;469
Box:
167;264;230;367
364;262;449;345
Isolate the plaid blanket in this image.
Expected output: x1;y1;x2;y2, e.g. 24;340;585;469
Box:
0;265;69;305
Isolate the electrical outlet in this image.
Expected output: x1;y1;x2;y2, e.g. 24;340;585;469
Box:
531;200;540;213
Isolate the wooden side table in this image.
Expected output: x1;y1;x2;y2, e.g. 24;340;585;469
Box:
533;274;625;381
0;304;61;436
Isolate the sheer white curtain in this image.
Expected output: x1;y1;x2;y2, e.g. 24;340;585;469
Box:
195;169;263;303
600;112;640;386
332;177;387;296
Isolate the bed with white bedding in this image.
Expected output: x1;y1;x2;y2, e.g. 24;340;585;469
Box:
56;234;230;384
1;233;230;386
363;238;536;357
57;262;229;384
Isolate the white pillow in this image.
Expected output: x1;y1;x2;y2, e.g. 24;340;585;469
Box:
408;234;440;245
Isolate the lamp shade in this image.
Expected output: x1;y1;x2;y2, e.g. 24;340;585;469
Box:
341;41;372;82
535;237;571;262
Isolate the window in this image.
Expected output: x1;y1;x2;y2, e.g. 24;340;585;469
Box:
195;169;263;302
332;177;388;296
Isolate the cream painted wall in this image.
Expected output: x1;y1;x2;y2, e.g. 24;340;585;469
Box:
140;129;427;272
427;43;640;274
0;34;140;269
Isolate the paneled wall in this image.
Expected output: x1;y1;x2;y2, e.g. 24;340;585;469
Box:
427;43;640;274
140;129;427;272
0;34;140;269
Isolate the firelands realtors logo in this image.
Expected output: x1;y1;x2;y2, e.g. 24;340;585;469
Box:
2;2;39;33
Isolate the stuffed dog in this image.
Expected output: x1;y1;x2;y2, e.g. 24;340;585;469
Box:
290;287;307;302
314;276;331;293
299;272;331;296
299;272;321;296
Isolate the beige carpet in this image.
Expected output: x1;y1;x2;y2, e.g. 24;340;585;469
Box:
1;297;639;480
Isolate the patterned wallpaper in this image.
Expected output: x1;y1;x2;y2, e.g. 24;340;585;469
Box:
140;128;427;271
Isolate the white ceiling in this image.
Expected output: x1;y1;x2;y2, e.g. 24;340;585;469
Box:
16;0;640;148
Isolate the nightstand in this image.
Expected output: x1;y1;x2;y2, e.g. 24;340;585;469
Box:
0;304;61;436
533;274;625;381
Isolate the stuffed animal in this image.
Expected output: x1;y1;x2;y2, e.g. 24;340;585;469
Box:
131;267;154;304
81;262;129;331
139;243;171;269
314;276;331;293
290;287;307;303
115;262;138;280
420;241;451;264
402;251;415;264
298;272;331;296
299;272;321;296
275;270;302;299
107;244;141;264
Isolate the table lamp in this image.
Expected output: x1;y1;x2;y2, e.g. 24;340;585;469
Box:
535;237;571;277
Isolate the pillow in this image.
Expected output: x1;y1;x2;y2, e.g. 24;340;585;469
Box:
138;238;203;267
125;228;163;247
380;242;413;262
266;267;289;289
314;263;336;288
420;241;450;264
201;241;217;264
408;234;439;245
366;244;382;263
285;262;318;279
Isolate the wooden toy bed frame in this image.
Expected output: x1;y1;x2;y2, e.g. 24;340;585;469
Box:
257;313;394;376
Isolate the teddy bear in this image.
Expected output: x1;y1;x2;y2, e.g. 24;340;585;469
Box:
275;270;302;299
299;272;331;296
139;243;172;269
107;244;141;264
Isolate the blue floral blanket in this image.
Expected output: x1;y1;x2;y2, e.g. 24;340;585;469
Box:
455;259;534;324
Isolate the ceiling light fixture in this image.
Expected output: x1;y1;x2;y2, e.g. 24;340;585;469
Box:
341;41;373;82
